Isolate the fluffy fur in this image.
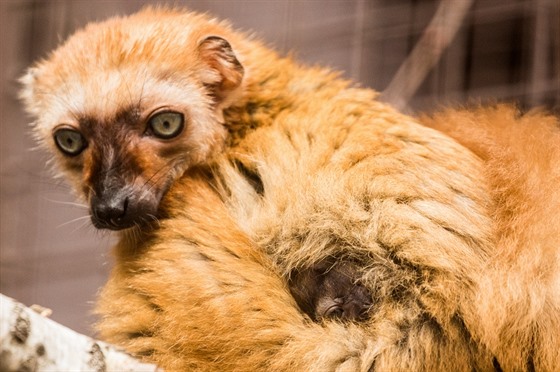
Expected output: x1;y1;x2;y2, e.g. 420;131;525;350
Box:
421;105;560;370
21;7;559;371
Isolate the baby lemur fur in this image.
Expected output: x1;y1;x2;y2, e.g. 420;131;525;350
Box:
21;7;559;371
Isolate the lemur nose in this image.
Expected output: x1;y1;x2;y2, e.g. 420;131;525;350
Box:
91;192;130;230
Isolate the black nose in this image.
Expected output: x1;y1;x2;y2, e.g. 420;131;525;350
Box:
91;191;131;230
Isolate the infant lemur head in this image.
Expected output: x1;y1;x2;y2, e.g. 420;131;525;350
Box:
20;9;245;230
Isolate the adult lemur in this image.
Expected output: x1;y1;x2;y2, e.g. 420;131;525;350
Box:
21;7;559;371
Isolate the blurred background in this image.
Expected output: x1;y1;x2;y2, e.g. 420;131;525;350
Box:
1;0;559;337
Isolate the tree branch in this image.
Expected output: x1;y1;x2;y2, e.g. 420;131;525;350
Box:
0;293;159;372
381;0;474;110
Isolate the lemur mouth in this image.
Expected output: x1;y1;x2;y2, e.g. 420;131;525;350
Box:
90;188;161;231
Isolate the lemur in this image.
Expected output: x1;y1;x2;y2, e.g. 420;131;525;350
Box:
21;7;560;371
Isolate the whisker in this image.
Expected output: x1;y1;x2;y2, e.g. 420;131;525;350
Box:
41;197;89;210
86;184;97;198
137;67;149;108
57;215;92;229
118;67;135;110
69;218;94;234
49;80;81;120
141;156;188;194
146;213;161;228
143;159;177;187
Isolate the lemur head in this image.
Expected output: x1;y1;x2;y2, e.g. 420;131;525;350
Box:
20;8;245;230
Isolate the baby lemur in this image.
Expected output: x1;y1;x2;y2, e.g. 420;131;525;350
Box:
21;7;560;371
289;259;372;321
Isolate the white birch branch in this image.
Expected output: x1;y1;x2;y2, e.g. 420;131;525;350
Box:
0;293;159;372
381;0;474;110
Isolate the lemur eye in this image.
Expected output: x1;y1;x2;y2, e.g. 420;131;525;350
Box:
148;112;184;139
53;128;87;156
324;305;344;319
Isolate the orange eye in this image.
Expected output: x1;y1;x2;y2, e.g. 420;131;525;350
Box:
148;112;184;139
53;128;87;156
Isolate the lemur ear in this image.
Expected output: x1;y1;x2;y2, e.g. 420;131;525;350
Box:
19;67;40;115
198;35;244;104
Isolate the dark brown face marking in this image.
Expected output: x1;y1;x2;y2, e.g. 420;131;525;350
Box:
77;106;178;230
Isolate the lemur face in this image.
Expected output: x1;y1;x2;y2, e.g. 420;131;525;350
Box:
48;92;212;231
20;12;244;230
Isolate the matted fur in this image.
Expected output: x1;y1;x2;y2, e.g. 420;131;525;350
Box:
20;7;559;371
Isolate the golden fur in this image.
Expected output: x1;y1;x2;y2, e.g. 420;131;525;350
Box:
421;106;560;370
21;7;559;371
